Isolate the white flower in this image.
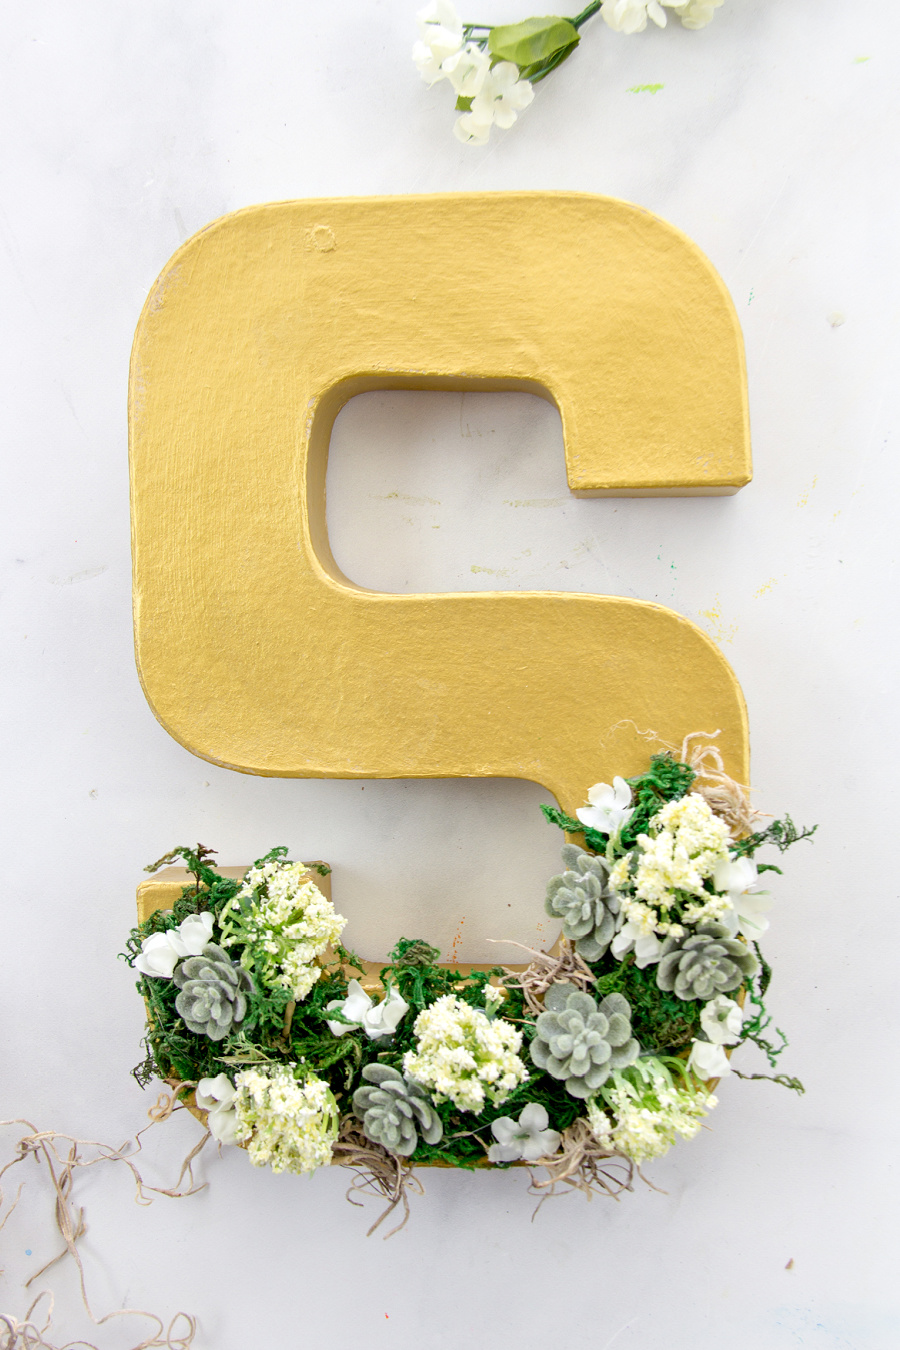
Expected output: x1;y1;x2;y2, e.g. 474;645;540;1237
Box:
134;911;214;978
195;1073;240;1145
600;0;677;34
687;1038;732;1081
700;994;744;1046
403;995;528;1113
713;854;772;941
610;917;664;967
672;0;724;29
488;1103;561;1163
413;0;464;81
454;60;534;145
471;61;534;129
576;776;635;837
453;107;493;146
233;1066;338;1175
442;41;492;97
325;980;409;1041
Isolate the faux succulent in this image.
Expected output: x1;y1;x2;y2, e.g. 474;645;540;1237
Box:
173;943;253;1041
656;924;759;1001
352;1064;444;1157
545;844;622;961
530;984;639;1098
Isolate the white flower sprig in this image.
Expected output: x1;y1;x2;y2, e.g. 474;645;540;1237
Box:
403;994;528;1112
325;979;409;1041
414;0;727;144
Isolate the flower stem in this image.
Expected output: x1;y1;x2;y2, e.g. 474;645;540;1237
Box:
570;1;603;29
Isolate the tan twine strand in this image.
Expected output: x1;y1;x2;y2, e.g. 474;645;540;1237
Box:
609;721;762;837
488;937;596;1016
0;1104;208;1350
527;1119;637;1214
330;1117;424;1239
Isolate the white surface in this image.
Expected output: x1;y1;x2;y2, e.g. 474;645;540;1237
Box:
1;1;897;1346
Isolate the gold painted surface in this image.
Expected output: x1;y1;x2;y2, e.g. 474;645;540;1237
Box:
130;193;750;808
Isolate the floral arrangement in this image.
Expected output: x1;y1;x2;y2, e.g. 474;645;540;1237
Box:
124;745;812;1230
414;0;726;144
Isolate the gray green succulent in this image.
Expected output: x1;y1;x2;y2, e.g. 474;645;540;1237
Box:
352;1064;444;1157
173;943;253;1041
656;924;759;1001
530;984;639;1098
545;845;622;961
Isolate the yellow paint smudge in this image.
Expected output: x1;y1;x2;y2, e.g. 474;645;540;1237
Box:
700;596;737;645
754;578;778;598
471;564;511;578
797;476;818;508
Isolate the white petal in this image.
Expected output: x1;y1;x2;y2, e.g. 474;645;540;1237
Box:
453;112;492;145
196;1074;236;1110
171;912;214;957
648;1;668;25
633;931;664;968
520;1130;560;1161
518;1103;549;1135
135;932;179;978
490;1116;520;1146
687;1039;731;1080
207;1103;240;1146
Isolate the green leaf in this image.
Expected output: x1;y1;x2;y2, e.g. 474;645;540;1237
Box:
488;17;579;68
455;95;473;112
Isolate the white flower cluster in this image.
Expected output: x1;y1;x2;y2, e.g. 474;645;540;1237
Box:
232;1066;338;1175
413;1;534;146
610;793;731;937
600;0;724;33
588;1061;717;1164
222;860;346;1000
403;994;528;1112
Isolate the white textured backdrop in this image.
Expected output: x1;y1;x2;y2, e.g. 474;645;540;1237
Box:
1;1;896;1346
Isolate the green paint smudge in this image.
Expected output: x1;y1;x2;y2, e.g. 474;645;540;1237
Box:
627;83;664;94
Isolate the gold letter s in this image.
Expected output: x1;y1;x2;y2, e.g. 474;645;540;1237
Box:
130;193;750;811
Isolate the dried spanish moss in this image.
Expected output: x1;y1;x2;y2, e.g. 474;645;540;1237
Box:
528;1119;635;1210
331;1117;424;1238
490;936;596;1015
0;1112;204;1350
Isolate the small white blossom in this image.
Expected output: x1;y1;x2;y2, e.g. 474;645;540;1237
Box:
672;0;724;28
413;0;464;82
610;918;663;967
483;983;506;1015
233;1066;338;1175
442;41;492;97
700;994;744;1046
714;854;772;941
600;0;677;34
488;1103;561;1163
403;995;528;1113
453;60;534;145
576;776;635;837
325;979;409;1041
687;1038;732;1081
135;911;214;978
195;1073;240;1145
